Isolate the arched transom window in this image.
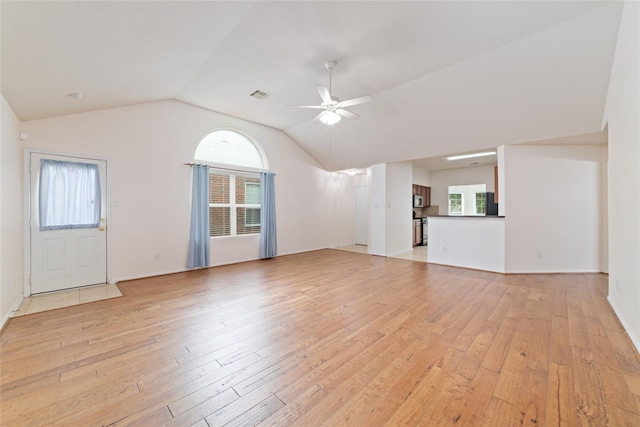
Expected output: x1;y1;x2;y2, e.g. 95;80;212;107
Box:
194;129;265;169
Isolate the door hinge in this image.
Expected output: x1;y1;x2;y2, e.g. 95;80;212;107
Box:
29;163;32;171
29;275;32;285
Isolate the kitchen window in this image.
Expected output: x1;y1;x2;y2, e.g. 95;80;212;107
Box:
475;192;486;215
449;193;463;215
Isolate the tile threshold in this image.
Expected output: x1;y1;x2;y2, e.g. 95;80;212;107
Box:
11;283;123;317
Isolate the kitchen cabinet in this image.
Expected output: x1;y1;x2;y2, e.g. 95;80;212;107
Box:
412;184;431;207
413;219;422;246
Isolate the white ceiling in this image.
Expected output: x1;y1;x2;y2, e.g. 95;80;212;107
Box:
1;1;621;171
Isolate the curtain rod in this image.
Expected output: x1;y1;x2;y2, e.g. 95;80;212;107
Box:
184;162;274;175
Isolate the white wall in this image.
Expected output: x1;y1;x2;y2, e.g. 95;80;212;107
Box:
412;165;431;186
503;144;602;273
323;171;357;249
600;144;608;274
429;165;496;213
497;145;506;216
604;1;640;352
428;217;505;273
1;95;25;326
368;161;412;256
19;100;355;282
367;164;386;256
386;161;413;256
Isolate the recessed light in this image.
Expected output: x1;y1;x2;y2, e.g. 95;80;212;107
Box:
445;151;496;161
68;92;83;99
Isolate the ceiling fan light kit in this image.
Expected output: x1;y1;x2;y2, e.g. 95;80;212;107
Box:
319;110;342;125
289;61;372;125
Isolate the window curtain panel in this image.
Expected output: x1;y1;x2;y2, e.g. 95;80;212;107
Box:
39;159;101;231
260;172;277;259
187;164;210;268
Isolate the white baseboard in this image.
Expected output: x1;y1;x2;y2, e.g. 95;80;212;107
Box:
386;247;414;257
113;248;331;284
504;269;601;274
113;267;191;284
607;296;640;355
1;295;24;331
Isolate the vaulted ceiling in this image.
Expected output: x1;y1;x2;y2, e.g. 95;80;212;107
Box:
1;1;621;171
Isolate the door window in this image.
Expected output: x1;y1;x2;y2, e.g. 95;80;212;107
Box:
39;159;101;231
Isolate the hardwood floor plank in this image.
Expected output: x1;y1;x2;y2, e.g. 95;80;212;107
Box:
454;321;500;380
589;333;640;413
515;367;547;426
546;362;578;426
491;330;532;405
453;366;500;426
220;393;285;427
416;372;472;426
481;396;518;426
324;336;437;427
549;315;572;366
572;346;609;425
480;317;518;373
1;250;639;426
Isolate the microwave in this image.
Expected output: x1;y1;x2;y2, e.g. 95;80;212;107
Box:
413;194;424;208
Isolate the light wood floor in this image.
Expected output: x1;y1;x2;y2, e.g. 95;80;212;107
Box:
1;249;639;426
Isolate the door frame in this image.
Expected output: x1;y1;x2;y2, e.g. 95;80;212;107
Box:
23;149;112;297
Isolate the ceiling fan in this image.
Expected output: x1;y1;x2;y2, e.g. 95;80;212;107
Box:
289;61;373;125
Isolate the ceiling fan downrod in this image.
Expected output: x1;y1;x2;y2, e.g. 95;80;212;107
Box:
325;61;336;99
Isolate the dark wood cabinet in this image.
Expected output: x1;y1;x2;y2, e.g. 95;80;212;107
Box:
412;184;431;207
413;219;422;246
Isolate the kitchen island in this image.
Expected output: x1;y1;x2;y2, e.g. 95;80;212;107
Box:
427;215;505;273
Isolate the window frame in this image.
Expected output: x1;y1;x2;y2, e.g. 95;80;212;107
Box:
194;128;268;239
474;192;486;215
208;171;261;238
243;182;261;227
448;193;463;216
194;128;268;170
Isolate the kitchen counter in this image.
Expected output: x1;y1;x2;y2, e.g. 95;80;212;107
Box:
427;216;505;273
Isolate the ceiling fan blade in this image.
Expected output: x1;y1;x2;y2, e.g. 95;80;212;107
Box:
336;109;359;120
337;95;373;108
316;85;332;104
288;105;324;109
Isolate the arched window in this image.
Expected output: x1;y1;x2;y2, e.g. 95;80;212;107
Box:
194;129;265;169
194;129;267;238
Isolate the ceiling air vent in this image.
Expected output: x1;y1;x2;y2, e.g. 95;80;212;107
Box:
249;89;270;100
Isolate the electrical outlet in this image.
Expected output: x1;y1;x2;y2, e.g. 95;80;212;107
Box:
154;253;160;261
442;246;447;253
537;251;543;259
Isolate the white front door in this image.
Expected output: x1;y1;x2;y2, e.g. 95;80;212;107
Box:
29;153;107;294
355;185;368;245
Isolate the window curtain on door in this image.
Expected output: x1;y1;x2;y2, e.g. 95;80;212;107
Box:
39;159;101;231
259;172;277;259
187;165;210;268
